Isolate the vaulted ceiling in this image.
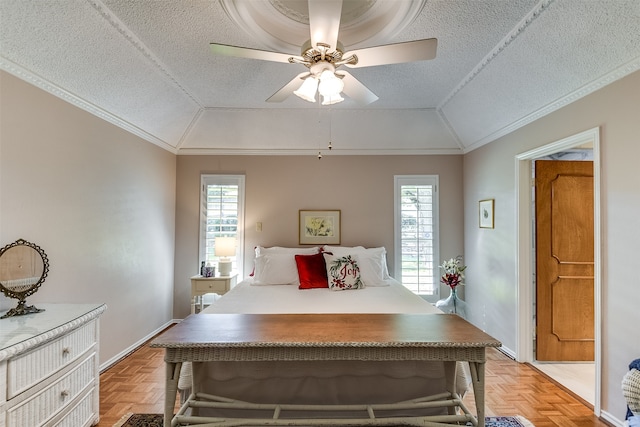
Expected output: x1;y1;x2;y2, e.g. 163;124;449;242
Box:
1;0;639;155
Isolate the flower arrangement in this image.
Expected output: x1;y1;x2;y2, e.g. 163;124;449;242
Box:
439;256;467;289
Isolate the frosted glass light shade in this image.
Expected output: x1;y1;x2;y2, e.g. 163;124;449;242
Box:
318;70;344;97
322;93;344;105
294;77;318;102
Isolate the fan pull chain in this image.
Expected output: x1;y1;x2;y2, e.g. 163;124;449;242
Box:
328;108;333;150
317;99;323;159
315;104;335;159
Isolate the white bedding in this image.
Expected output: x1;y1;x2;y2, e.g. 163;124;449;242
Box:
180;278;470;415
201;277;440;315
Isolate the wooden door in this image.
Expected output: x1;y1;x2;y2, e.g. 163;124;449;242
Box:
535;160;594;361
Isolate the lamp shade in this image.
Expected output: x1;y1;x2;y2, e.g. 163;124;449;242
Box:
214;237;236;258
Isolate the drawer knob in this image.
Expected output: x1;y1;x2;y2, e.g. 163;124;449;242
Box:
62;347;71;356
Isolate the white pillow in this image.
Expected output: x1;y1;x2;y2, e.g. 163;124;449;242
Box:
322;246;390;286
253;253;300;285
252;247;321;285
255;246;320;256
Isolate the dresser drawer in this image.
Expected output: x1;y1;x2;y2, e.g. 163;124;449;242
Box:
52;386;97;427
194;280;229;294
7;352;96;427
7;320;97;398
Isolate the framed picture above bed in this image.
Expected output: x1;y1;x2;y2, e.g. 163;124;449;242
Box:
299;210;341;245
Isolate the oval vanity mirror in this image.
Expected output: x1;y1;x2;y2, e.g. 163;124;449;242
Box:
0;239;49;319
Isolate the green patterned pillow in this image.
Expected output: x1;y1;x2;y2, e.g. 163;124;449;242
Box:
323;253;364;291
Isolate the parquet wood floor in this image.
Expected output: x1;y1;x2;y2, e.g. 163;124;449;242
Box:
96;342;611;427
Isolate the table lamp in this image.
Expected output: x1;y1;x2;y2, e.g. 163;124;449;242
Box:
214;237;235;276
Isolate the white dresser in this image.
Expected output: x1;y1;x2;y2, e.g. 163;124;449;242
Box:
0;303;106;427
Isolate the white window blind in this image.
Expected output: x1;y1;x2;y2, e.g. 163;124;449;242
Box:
394;175;439;299
200;175;245;275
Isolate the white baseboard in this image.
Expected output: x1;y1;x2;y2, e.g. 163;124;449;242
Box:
600;410;625;427
497;345;517;360
99;319;179;372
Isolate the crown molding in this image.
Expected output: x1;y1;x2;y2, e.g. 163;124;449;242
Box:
0;57;178;154
463;55;640;153
175;108;205;152
87;0;202;108
438;0;555;111
176;147;462;156
436;109;466;152
198;106;441;114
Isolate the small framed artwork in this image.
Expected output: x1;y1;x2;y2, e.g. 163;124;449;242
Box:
299;210;341;245
479;199;494;229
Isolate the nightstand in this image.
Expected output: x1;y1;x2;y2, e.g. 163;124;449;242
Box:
190;273;237;314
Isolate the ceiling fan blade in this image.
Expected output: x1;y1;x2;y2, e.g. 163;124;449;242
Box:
308;0;343;51
210;43;294;64
343;38;438;68
337;71;378;105
266;72;311;103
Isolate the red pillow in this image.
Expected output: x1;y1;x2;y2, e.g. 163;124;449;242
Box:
295;253;328;289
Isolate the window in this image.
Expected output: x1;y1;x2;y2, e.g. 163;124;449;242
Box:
200;175;245;276
394;176;439;300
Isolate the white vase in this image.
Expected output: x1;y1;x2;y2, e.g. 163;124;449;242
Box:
435;287;467;318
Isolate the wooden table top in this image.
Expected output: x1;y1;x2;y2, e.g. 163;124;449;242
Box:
150;313;501;349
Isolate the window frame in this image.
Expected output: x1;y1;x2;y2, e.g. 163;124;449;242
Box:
199;174;245;278
393;175;440;302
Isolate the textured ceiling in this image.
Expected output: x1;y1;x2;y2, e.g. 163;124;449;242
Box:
1;0;639;155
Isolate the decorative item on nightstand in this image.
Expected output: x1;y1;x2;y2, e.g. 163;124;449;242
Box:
203;262;215;277
215;237;236;276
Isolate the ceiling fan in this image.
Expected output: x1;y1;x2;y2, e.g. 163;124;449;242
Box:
210;0;437;106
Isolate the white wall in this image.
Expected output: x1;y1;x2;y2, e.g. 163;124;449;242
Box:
0;71;177;367
463;70;640;423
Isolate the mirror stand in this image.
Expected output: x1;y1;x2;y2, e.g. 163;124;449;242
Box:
0;238;49;319
1;300;45;319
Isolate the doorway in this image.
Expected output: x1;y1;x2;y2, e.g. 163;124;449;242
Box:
514;127;602;415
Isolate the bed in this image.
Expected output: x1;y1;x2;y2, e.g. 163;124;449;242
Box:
152;246;501;426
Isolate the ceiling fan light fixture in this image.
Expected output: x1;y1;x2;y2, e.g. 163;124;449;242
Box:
318;70;344;97
293;77;319;103
321;93;344;105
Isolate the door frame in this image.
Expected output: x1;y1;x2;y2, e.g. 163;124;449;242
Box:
514;127;601;415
